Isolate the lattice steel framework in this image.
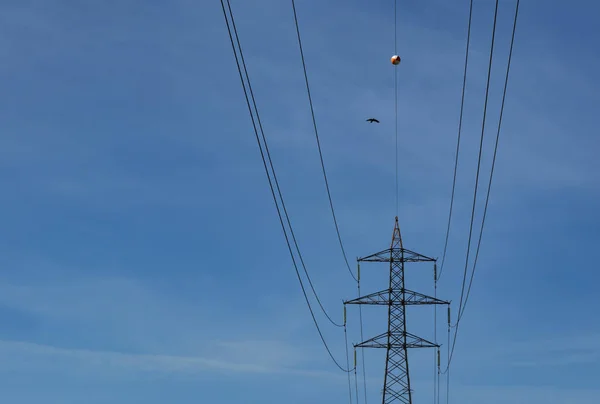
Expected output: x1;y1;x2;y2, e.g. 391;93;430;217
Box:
345;217;449;404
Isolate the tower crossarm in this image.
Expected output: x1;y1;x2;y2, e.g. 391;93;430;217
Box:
358;247;435;263
345;289;449;306
355;331;439;349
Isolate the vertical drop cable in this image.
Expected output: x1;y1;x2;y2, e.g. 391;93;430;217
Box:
394;0;399;216
437;327;441;404
446;307;451;404
433;349;437;404
433;348;436;403
358;264;368;404
433;263;438;404
437;349;441;404
437;348;442;404
344;306;353;404
354;348;359;404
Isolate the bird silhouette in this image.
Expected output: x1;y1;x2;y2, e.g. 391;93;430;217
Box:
366;118;380;123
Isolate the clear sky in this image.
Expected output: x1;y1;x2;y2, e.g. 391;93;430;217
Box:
0;0;599;403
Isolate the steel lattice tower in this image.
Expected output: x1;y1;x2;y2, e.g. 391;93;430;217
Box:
345;217;449;404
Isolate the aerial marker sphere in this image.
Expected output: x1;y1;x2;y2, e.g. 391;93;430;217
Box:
391;55;401;65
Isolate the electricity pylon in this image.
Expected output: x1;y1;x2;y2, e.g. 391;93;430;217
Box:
345;216;449;404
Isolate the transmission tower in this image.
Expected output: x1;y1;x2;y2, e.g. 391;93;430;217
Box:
345;217;449;404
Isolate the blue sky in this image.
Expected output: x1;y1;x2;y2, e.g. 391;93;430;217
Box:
0;0;599;402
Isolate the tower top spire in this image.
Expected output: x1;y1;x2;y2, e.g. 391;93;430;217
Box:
391;216;403;249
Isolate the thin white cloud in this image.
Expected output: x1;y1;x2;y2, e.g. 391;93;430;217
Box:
0;339;347;382
0;339;270;374
449;383;600;404
504;333;600;368
0;269;348;378
453;332;600;370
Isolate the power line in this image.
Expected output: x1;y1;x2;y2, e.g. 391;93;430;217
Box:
290;0;358;283
455;0;499;334
446;0;520;371
287;7;362;401
438;0;474;282
222;0;343;329
220;0;352;372
458;0;520;322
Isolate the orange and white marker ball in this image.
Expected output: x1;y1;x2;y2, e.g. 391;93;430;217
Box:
391;55;401;65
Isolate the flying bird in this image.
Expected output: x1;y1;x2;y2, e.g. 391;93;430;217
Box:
366;118;380;123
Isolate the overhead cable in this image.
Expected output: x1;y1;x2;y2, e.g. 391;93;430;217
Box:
291;0;358;282
445;0;520;372
220;0;353;372
438;0;474;282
